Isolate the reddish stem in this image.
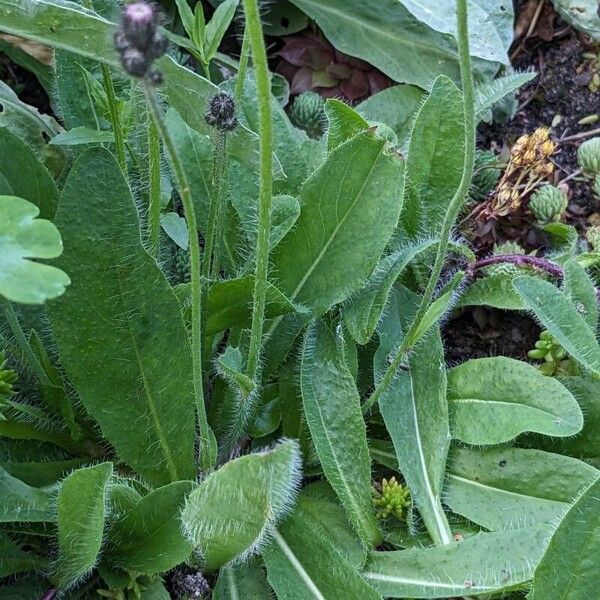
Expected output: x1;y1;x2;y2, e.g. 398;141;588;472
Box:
41;588;57;600
470;253;564;278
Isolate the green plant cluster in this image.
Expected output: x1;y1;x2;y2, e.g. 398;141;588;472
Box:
0;1;599;599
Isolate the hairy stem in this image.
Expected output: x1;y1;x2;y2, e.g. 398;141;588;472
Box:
234;23;251;103
363;0;476;419
143;82;214;471
0;298;51;386
471;254;564;278
147;114;162;257
242;0;273;383
101;65;127;172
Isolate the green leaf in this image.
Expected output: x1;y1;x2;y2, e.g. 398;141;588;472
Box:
0;127;58;219
300;319;380;546
447;357;583;445
550;0;600;40
564;259;598;331
363;524;550;598
174;0;195;40
216;345;255;398
106;481;195;574
530;476;600;599
513;275;600;375
47;148;196;486
445;447;599;530
53;462;113;588
213;560;273;600
262;498;381;600
474;72;537;120
272;132;404;315
160;212;188;251
456;274;525;309
49;126;114;146
270;195;300;249
356;85;425;148
204;0;238;61
324;99;369;152
0;195;70;304
0;533;44;577
406;75;464;234
378;322;452;545
287;0;462;89
3;458;88;488
181;439;301;570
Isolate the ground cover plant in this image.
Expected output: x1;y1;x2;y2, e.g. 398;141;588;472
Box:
0;0;600;598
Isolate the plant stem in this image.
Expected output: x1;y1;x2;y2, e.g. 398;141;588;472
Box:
363;0;476;416
100;65;127;172
0;298;51;386
143;82;214;471
242;0;273;383
471;254;564;278
234;24;251;103
147;114;162;257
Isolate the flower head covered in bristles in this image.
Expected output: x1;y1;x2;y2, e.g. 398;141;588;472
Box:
114;1;167;84
205;91;238;132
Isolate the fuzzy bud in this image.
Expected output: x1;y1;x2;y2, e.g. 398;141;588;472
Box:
577;137;600;176
205;91;237;131
289;91;326;139
528;185;568;224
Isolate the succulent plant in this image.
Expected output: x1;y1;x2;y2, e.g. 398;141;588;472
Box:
586;225;600;251
484;241;526;277
471;150;501;201
372;476;411;521
527;330;577;376
288;91;326;138
528;185;568;224
276;32;391;103
577;137;600;176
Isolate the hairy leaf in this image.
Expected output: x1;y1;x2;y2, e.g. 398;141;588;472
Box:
325;99;369;151
445;447;598;530
300;319;380;546
448;357;583;444
564;259;598;331
213;560;273;600
272;132;404;315
181;440;301;570
0;534;44;578
0;195;70;304
53;462;112;588
514;275;600;374
530;476;600;599
48;148;196;486
456;274;524;309
0;467;56;522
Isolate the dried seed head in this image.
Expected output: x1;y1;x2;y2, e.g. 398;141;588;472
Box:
205;91;238;131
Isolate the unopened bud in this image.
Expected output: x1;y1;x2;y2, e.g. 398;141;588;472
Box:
205;91;238;132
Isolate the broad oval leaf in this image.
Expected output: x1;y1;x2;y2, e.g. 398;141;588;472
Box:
47;148;196;486
325;99;369;151
364;524;550;598
530;476;600;599
53;462;113;588
513;275;600;375
456;274;524;309
0;195;70;304
106;481;196;574
445;447;599;530
181;439;301;570
272;131;404;315
300;319;380;546
262;495;381;600
447;357;583;445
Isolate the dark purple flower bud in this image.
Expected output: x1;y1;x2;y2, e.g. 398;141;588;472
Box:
119;46;150;78
204;91;238;131
123;2;156;50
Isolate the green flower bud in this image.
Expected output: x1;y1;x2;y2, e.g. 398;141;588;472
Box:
577;137;600;176
289;92;326;139
528;185;568;224
372;476;410;521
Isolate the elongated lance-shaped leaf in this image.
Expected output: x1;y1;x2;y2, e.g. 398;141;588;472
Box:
513;275;600;375
300;319;380;546
0;0;281;178
181;439;301;570
530;476;600;599
447;357;583;445
272;131;404;316
406;75;464;235
474;72;536;120
47;148;196;486
363;524;550;598
262;494;382;600
445;447;599;530
106;481;195;574
53;462;113;588
213;560;273;600
563;259;598;331
343;239;438;345
0;533;44;578
0;466;56;523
